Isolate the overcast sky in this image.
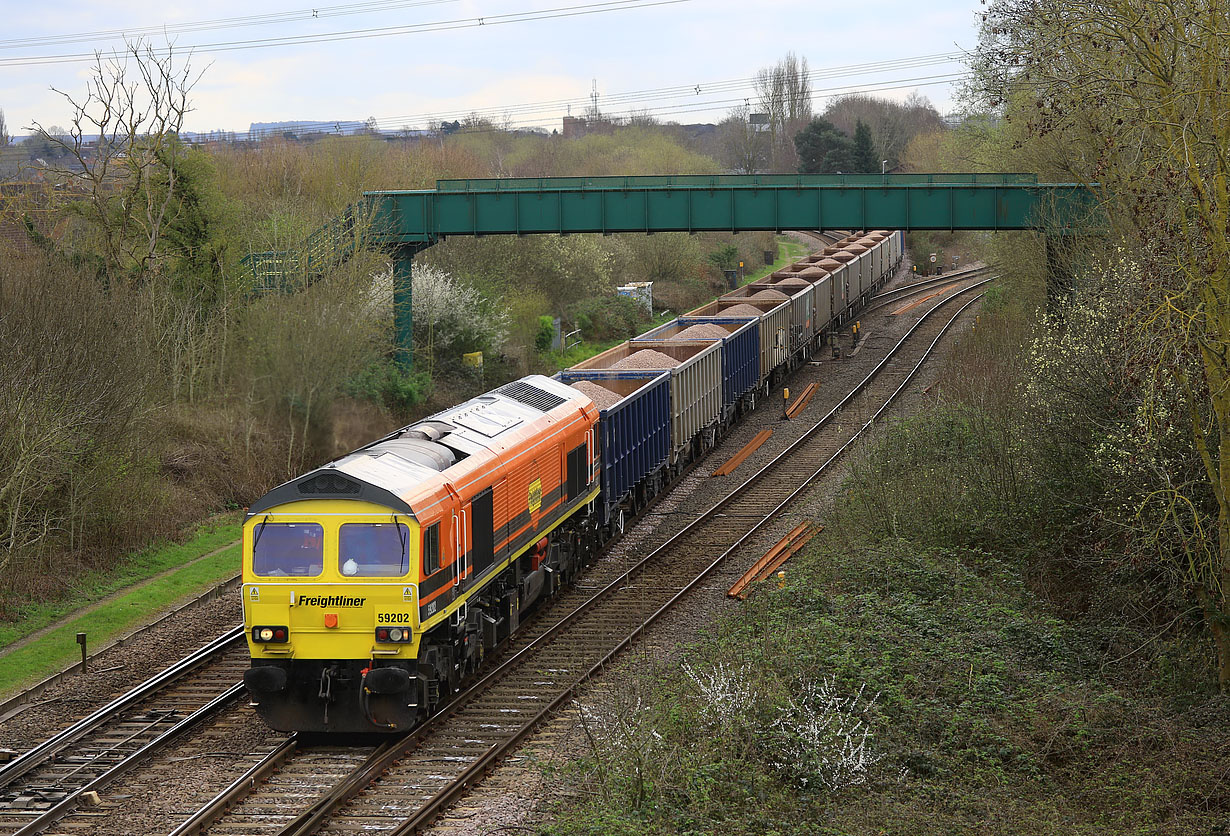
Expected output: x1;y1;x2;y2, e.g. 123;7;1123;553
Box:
0;0;983;137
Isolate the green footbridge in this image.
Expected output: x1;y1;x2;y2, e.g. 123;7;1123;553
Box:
243;173;1097;366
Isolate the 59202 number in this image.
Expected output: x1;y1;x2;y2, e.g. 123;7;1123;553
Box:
377;612;412;624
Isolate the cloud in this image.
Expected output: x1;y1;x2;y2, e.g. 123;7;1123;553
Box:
1;0;980;133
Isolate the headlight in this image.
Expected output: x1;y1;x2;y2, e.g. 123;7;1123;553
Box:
374;626;413;643
252;625;288;643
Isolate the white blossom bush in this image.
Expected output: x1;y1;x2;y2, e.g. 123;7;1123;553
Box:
766;676;883;790
682;662;884;793
371;263;509;358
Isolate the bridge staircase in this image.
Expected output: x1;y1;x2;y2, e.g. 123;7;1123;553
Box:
241;202;368;292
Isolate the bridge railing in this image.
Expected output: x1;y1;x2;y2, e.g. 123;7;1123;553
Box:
433;173;1040;192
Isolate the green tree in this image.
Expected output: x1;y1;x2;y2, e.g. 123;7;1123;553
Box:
852;119;878;173
975;0;1230;689
793;118;855;174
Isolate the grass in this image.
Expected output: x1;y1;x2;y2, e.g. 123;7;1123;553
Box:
741;236;810;286
548;533;1229;836
0;514;243;695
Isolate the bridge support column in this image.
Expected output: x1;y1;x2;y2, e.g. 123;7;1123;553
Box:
392;245;420;370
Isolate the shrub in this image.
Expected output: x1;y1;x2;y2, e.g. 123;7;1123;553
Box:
569;295;645;342
536;315;556;352
0;251;161;573
345;362;432;413
707;243;739;270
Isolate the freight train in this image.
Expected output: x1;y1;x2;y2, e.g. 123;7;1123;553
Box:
241;231;903;732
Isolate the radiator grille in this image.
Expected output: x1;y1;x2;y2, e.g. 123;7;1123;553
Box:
496;380;566;412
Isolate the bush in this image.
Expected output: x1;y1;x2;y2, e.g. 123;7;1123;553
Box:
535;315;556;352
707;243;739;270
569;295;645;342
345;362;432;413
0;251;162;575
407;263;509;360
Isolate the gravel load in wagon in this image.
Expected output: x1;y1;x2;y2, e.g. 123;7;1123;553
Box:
750;289;789;301
772;279;812;295
844;244;869;254
816;258;844;271
722;303;771;318
831;251;857;262
569;380;622;410
798;266;828;279
674;323;732;340
611;349;681;370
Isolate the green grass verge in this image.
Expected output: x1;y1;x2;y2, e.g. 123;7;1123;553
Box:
0;542;242;695
741;237;809;286
548;534;1228;835
0;514;242;687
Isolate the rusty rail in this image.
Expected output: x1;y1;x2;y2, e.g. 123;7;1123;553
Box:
785;382;819;419
711;429;773;477
727;522;822;599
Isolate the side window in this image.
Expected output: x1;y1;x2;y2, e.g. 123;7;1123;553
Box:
422;522;441;575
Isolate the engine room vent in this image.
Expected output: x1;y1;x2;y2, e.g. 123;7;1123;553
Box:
496;380;566;412
298;471;361;495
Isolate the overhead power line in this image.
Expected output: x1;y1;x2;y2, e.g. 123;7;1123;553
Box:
219;69;970;141
0;0;693;67
351;53;964;129
0;0;459;51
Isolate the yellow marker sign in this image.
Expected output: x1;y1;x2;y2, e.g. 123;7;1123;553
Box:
528;479;543;513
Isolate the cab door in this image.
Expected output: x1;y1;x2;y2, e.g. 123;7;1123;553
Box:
469;487;495;579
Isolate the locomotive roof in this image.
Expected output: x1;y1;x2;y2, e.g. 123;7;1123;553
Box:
246;375;592;518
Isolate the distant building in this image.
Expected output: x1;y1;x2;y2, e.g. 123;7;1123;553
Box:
562;115;616;139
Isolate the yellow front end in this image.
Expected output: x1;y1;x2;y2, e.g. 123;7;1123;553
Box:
240;499;425;732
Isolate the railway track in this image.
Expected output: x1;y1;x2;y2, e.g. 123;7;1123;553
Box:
0;628;248;836
863;265;990;314
795;229;848;248
170;274;990;836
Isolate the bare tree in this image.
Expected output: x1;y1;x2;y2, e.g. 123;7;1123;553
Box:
27;39;202;287
717;106;767;174
0;109;9;147
755;53;812;172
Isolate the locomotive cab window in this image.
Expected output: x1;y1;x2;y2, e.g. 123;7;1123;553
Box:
339;523;410;577
422;522;441;575
252;522;324;577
